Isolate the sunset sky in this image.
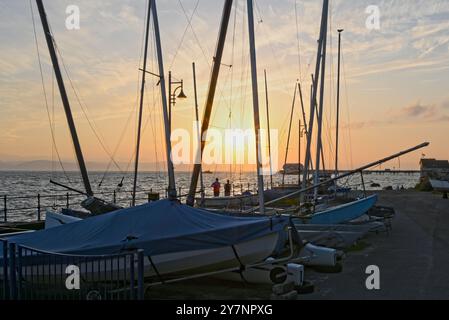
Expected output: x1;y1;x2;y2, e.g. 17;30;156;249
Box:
1;0;448;172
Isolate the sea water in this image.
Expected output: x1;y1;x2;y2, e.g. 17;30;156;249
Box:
0;170;419;222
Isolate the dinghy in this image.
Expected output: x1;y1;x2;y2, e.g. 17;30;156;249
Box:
2;199;292;281
298;195;378;225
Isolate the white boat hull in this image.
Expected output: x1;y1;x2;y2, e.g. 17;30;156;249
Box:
1;232;280;283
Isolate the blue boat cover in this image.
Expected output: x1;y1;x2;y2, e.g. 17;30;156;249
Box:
3;200;290;256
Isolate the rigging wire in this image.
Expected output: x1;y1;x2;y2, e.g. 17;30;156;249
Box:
342;48;354;170
29;0;71;184
169;0;202;70
52;41;125;175
228;0;238;179
294;0;302;82
100;0;151;188
176;0;211;68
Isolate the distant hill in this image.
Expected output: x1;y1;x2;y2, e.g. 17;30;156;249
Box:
0;160;162;172
0;159;257;173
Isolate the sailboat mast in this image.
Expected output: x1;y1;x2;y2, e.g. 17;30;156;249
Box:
282;84;297;185
186;0;234;206
298;83;308;134
35;0;93;197
247;0;265;214
301;0;329;194
264;70;273;189
131;1;152;206
298;119;302;185
192;62;205;202
335;29;343;176
151;0;177;199
313;0;329;199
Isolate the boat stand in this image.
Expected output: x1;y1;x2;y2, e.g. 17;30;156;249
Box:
143;227;298;291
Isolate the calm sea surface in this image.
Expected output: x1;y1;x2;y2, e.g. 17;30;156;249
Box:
0;170;420;222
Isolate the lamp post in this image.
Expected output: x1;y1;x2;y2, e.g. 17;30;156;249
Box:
168;71;187;133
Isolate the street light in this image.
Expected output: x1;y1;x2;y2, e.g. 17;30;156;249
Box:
168;71;187;132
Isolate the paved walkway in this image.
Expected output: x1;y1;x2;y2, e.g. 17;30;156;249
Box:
304;190;449;300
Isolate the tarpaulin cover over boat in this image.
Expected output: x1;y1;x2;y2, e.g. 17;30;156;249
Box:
4;200;291;256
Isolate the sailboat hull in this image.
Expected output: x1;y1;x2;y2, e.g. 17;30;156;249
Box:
300;195;378;225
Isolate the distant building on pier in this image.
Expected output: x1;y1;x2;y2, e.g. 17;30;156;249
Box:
420;158;449;181
280;163;304;175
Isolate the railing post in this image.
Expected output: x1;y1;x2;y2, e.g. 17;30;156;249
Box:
37;194;41;221
2;240;8;300
113;190;116;204
66;192;69;209
137;250;144;300
129;254;135;300
8;243;17;300
16;246;22;300
3;195;6;222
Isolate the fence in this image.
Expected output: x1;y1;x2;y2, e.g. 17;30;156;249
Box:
1;184;261;223
1;238;144;300
1;188;164;223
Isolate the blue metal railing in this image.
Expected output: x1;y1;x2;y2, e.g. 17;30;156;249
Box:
0;238;144;300
1;189;163;224
1;238;8;299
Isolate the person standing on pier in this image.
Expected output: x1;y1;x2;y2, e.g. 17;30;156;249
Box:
224;180;232;197
211;178;221;197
